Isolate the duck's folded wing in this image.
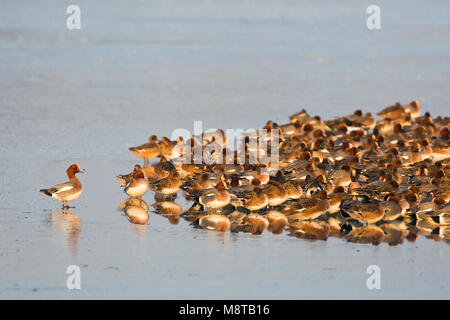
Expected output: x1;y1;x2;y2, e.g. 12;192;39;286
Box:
46;181;74;195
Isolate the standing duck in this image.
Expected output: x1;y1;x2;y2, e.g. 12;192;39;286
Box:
39;164;84;209
159;136;184;159
129;135;161;165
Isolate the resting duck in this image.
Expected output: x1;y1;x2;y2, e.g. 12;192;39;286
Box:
39;164;84;209
124;168;149;198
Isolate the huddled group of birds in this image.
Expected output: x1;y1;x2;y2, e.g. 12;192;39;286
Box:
40;100;450;245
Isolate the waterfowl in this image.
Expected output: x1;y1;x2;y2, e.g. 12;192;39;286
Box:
328;186;351;213
403;100;421;119
240;186;269;211
352;178;399;198
124;168;149;197
402;143;423;165
129;135;160;165
282;191;330;221
419;138;433;160
381;199;404;221
116;99;449;245
431;145;450;161
141;164;164;182
341;198;385;224
177;163;204;179
116;164;142;187
409;197;447;220
181;172;215;194
39;164;84;208
328;167;352;189
159;136;184;159
347;175;362;195
154;156;177;178
149;171;182;195
198;181;231;211
377;102;406;120
283;180;303;199
266;181;288;207
289;109;310;125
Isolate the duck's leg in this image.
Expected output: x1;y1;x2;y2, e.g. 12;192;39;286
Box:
61;201;65;209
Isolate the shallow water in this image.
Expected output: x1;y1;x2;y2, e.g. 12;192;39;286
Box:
0;0;449;299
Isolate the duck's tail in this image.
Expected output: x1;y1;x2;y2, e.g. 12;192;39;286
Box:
116;175;128;187
39;189;52;197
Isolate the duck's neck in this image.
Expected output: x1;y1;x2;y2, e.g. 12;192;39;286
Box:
68;172;82;187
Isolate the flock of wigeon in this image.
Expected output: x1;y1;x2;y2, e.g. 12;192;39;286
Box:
40;101;450;245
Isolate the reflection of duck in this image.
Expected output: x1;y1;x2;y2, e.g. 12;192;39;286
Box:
430;226;450;243
40;164;84;208
152;201;182;215
240;213;269;235
165;214;179;224
51;208;82;254
198;214;231;232
227;210;247;232
380;222;408;246
289;220;330;240
117;197;149;212
118;198;149;225
124;206;149;225
346;225;385;245
266;211;288;234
